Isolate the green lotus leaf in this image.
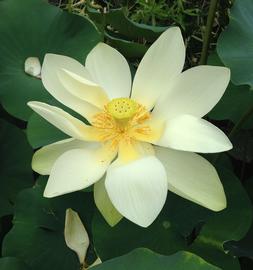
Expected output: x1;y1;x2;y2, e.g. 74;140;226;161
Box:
217;0;253;87
0;119;33;217
223;176;253;260
105;32;148;59
91;248;220;270
27;112;68;149
0;257;31;270
87;7;167;42
2;178;96;270
208;53;253;127
0;0;101;120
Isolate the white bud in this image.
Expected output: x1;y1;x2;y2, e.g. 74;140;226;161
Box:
24;57;41;78
64;208;90;265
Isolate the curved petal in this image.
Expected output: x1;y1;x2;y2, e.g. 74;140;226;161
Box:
153;65;231;120
85;43;132;99
28;101;98;141
44;145;117;198
131;27;185;110
156;114;232;153
32;138;99;175
155;146;227;211
94;177;123;227
41;53;101;122
105;156;168;227
57;68;109;109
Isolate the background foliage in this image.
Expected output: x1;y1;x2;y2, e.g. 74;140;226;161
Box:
0;0;253;269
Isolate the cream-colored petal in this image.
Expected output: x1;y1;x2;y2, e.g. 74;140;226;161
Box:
156;114;232;153
85;42;132;99
64;208;89;264
105;156;168;227
41;53;101;122
94;177;123;227
155;146;227;211
32;138;99;175
153;65;231;120
44;145;117;198
131;27;185;110
57;68;109;109
28;102;98;141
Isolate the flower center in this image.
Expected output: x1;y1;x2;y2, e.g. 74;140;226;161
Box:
92;98;151;149
107;98;138;120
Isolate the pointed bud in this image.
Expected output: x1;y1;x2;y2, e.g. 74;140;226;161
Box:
64;208;90;265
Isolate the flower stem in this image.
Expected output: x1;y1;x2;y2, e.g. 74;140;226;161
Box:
199;0;219;65
212;105;253;165
229;105;253;139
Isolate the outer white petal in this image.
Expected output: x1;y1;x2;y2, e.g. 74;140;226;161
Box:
105;156;168;227
155;146;227;211
131;27;185;110
32;138;99;175
64;208;89;264
94;177;123;227
57;68;109;109
44;145;116;198
156;114;232;153
85;43;132;99
28;102;97;141
153;65;231;120
41;54;101;122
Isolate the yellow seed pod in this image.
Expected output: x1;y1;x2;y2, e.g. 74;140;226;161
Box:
107;98;138;120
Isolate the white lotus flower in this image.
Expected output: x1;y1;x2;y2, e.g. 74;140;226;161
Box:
28;27;232;228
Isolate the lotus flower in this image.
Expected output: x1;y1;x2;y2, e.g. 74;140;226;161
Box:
28;27;232;227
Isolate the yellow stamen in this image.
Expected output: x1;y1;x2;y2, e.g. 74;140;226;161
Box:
92;98;154;152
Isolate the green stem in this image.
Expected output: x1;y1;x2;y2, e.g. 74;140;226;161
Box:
199;0;219;65
229;105;253;139
212;105;253;165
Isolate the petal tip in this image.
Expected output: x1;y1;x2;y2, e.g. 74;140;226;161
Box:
211;197;227;212
43;191;57;198
27;101;35;107
221;138;233;152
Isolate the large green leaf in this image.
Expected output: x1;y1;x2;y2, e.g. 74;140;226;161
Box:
105;32;148;59
87;7;166;58
0;119;33;217
27;113;68;148
224;176;253;260
91;248;220;270
2;178;95;270
208;53;253;127
87;8;167;42
0;257;31;270
217;0;253;87
92;167;252;270
0;0;101;120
